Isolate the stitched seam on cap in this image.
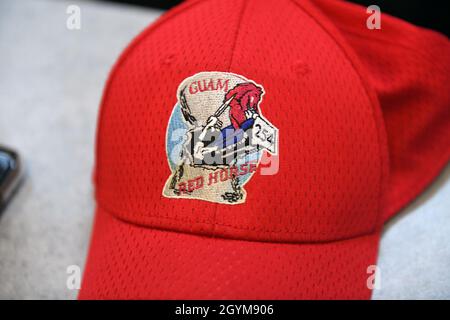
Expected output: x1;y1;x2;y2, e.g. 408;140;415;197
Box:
98;202;382;242
226;0;249;72
290;0;387;232
210;0;250;236
97;197;373;236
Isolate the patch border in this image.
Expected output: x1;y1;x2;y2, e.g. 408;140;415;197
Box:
162;71;279;205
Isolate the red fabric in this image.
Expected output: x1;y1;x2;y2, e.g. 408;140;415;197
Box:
313;0;450;221
80;0;450;299
93;0;385;243
79;206;380;299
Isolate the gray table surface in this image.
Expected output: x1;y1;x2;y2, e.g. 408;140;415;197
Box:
0;0;449;300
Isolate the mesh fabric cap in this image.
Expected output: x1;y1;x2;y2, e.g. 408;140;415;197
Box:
79;0;450;299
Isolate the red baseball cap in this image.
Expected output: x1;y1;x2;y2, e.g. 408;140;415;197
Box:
79;0;450;299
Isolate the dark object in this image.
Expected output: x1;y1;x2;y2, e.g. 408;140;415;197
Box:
97;0;449;37
98;0;182;10
350;0;449;37
0;146;23;212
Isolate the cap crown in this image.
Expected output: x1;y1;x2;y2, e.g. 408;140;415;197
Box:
95;0;388;242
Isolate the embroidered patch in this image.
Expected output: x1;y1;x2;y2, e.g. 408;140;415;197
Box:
163;72;278;204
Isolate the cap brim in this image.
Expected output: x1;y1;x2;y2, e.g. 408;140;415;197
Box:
79;206;380;299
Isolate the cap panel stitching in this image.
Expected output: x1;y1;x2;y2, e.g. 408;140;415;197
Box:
98;202;382;241
290;0;389;231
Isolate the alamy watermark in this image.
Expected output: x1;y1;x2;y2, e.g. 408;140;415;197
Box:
366;5;381;30
367;264;381;290
66;5;81;30
66;264;81;290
